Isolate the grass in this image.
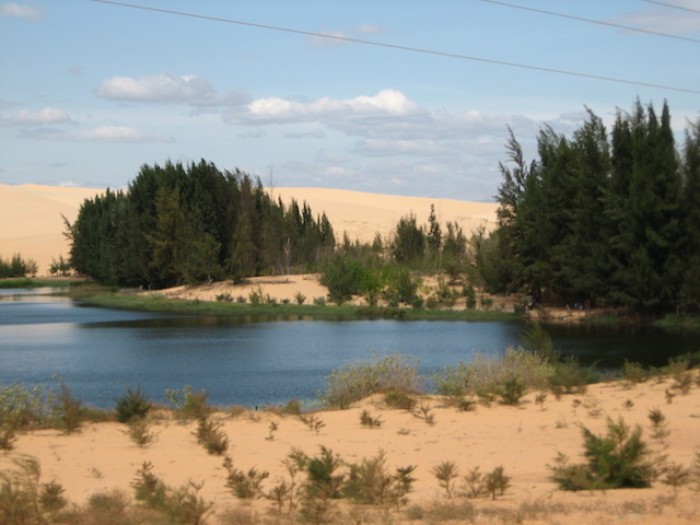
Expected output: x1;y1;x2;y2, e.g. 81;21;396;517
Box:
0;277;75;289
72;289;518;322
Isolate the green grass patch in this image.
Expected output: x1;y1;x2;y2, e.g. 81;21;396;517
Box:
655;314;700;331
0;278;75;289
77;290;519;322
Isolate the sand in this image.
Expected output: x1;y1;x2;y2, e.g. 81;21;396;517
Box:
0;183;497;276
2;378;699;524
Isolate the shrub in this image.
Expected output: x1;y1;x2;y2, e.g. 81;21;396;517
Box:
115;386;151;423
215;292;233;302
0;456;45;523
484;466;511;500
52;383;85;434
294;292;306;305
165;385;212;420
549;356;596;397
343;450;415;509
298;413;326;434
384;390;417;410
297;446;345;525
194;416;229;455
39;480;68;513
0;384;52;430
432;461;459;498
359;410;382;428
131;461;212;524
550;416;652;490
321;353;421;409
621;360;648;386
497;376;526;405
520;323;556;362
434;347;553;402
321;255;369;305
128;418;155;447
224;457;270;499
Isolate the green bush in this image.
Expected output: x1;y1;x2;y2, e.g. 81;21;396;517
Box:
549;356;596;396
52;383;85;434
320;353;421;409
0;384;52;430
384;390;417;410
621;360;648;386
343;450;415;509
115;386;151;423
321;254;370;304
550;416;652;490
434;347;553;402
194;416;229;455
165;386;212;420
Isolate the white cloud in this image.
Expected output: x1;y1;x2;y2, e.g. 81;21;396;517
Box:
308;30;348;48
9;106;72;126
23;125;174;143
1;2;43;19
612;2;700;34
230;89;421;125
94;73;247;107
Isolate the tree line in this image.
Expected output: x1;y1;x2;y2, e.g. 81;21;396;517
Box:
67;160;335;288
483;100;700;314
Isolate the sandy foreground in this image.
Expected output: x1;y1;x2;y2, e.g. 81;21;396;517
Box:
2;379;699;524
0;183;497;276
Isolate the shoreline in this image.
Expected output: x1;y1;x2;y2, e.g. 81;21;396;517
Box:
2;375;699;524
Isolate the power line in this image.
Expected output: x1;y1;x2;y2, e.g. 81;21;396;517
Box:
640;0;700;15
91;0;700;95
480;0;700;45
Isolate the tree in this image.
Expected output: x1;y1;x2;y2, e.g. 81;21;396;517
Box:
392;215;425;265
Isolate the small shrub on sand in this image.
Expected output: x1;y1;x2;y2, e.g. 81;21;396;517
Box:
165;385;212;420
223;456;270;500
432;461;459;498
52;383;85;434
115;386;152;423
359;409;383;428
298;413;326;434
194;416;229;455
0;384;52;430
296;446;345;525
384;390;417;410
132;461;212;523
343;450;416;510
549;356;596;397
128;418;156;447
550;416;652;490
435;347;553;403
321;353;421;409
621;360;648;386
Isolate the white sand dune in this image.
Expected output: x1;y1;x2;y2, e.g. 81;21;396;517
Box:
0;183;497;275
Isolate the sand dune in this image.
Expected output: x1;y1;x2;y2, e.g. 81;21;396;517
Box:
2;378;698;524
0;183;497;275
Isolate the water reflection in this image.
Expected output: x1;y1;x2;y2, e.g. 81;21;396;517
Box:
1;289;699;408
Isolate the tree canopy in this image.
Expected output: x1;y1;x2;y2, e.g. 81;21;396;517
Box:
67;160;335;288
490;100;700;314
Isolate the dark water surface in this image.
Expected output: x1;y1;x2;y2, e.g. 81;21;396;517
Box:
1;289;698;408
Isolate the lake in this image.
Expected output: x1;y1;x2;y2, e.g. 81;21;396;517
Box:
1;288;698;408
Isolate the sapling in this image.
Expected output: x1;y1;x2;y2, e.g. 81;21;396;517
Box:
432;461;459;498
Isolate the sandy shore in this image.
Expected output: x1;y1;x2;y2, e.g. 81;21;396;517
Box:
2;378;699;524
0;183;497;276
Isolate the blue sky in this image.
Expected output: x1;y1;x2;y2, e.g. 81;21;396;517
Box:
1;0;699;201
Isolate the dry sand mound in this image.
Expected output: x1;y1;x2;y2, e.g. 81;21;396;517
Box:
0;183;497;275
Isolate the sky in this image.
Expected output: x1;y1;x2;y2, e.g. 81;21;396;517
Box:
1;0;699;201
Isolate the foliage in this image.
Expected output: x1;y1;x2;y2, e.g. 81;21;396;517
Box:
434;346;553;402
491;101;700;314
359;409;382;428
431;461;459;498
343;450;415;510
549;356;596;396
131;461;213;524
194;416;229;456
128;418;156;447
296;446;345;525
165;386;212;420
0;253;38;278
0;384;52;430
68;161;334;288
52;383;85;434
550;416;652;490
224;457;269;500
115;385;151;423
320;353;421;409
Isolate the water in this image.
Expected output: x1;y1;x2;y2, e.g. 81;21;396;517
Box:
1;289;698;408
